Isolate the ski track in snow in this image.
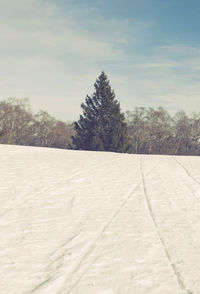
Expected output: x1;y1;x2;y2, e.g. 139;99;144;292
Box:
141;156;200;294
140;157;187;294
1;145;200;294
63;158;161;294
0;170;81;219
173;157;200;201
173;157;200;185
30;156;158;294
0;154;119;219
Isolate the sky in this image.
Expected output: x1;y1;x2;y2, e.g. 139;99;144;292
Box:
0;0;200;121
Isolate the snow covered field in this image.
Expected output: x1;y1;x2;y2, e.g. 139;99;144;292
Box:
1;144;200;294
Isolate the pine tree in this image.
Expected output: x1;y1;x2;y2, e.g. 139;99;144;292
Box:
72;72;131;153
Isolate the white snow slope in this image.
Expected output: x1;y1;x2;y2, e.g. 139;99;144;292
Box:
1;145;200;294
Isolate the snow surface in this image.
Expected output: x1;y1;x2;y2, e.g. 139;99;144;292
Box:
1;144;200;294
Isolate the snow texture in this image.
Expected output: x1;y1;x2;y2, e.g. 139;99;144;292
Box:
1;144;200;294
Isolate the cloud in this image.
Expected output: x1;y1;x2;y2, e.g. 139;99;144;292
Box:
0;0;122;60
135;62;178;68
0;0;199;120
108;43;200;115
0;0;134;120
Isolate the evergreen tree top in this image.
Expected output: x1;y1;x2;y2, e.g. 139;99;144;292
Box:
72;71;131;153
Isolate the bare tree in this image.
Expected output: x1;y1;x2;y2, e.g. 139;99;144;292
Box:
32;111;75;148
0;98;34;145
126;108;147;153
145;107;173;154
33;111;57;147
173;111;192;155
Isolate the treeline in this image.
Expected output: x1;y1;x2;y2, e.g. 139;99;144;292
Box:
126;107;200;155
0;98;200;155
0;98;74;148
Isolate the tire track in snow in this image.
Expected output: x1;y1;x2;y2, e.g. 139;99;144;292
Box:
139;156;190;294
